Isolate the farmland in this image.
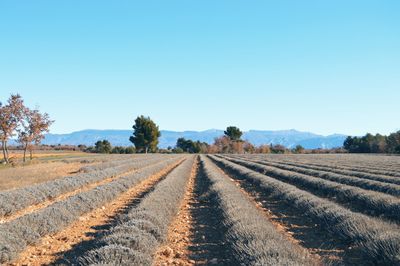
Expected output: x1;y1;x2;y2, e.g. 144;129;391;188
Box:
0;152;111;191
0;154;399;265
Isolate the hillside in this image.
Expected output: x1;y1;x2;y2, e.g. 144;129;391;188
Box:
38;129;346;149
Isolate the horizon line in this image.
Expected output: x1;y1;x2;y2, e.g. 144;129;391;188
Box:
47;128;349;137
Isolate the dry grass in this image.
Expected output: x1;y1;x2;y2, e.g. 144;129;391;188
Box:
0;150;104;191
5;151;95;164
0;161;93;191
8;151;87;159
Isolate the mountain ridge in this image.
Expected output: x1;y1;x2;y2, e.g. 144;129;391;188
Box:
36;129;347;149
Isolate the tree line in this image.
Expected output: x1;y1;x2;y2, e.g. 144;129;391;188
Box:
114;119;307;154
91;116;400;155
88;140;136;154
0;94;53;163
73;116;400;155
344;131;400;154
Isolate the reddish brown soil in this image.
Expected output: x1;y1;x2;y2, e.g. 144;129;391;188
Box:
0;161;160;223
153;157;198;266
214;164;322;265
9;159;184;266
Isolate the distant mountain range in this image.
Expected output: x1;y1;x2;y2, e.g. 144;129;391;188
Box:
32;129;347;149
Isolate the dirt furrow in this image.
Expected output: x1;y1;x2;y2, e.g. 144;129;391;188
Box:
153;157;198;266
214;165;321;262
0;163;154;224
9;160;183;266
186;162;232;265
214;163;360;265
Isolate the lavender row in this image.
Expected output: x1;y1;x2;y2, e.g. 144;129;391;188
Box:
78;156;195;265
0;155;176;217
222;156;400;222
0;156;183;263
201;156;314;265
210;155;400;265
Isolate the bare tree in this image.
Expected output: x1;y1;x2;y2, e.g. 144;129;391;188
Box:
0;94;25;164
17;108;54;162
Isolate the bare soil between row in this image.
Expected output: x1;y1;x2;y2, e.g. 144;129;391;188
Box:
214;158;369;265
5;155;382;266
9;160;184;266
1;161;158;224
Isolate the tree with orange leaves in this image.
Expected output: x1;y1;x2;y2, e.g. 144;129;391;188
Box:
17;108;54;162
0;94;25;164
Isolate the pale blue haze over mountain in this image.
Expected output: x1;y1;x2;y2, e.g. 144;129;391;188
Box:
37;129;347;149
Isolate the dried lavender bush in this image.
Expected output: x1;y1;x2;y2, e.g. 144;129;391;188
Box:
210;155;400;265
79;156;195;266
0;156;183;264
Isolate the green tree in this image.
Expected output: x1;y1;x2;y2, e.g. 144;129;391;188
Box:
176;138;187;151
370;134;387;153
111;146;125;154
172;147;184;154
95;140;112;153
344;132;395;154
387;131;400;154
344;136;359;152
176;137;204;153
224;126;243;141
293;145;305;154
124;146;136;154
129;115;161;153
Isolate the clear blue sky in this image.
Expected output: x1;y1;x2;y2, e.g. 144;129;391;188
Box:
1;1;399;136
